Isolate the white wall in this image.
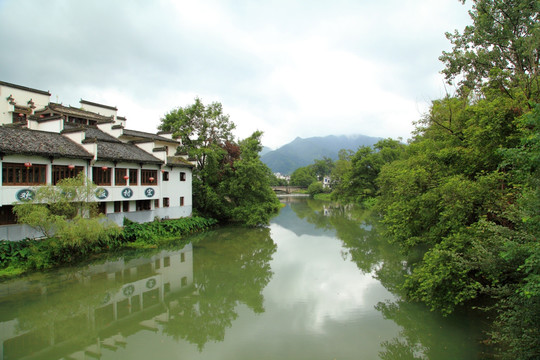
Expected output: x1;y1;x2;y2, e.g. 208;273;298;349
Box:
0;84;50;125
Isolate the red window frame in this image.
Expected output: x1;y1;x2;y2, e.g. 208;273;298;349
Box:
115;168;128;186
93;167;111;186
52;165;83;185
2;163;47;186
141;169;158;185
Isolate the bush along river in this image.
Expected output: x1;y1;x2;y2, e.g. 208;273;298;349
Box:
0;197;483;359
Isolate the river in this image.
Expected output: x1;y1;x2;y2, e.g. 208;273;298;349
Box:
0;197;482;359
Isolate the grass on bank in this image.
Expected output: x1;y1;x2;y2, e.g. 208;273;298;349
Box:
0;216;217;279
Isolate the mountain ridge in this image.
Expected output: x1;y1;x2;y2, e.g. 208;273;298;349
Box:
261;134;382;174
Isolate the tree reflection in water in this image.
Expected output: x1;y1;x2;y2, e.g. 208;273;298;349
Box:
161;226;276;351
287;198;481;359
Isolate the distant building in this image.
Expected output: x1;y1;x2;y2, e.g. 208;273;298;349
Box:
322;176;331;188
274;172;290;182
0;80;193;241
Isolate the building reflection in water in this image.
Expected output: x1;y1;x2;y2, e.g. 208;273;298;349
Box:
0;244;193;360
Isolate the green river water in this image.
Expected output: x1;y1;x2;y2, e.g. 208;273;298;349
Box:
0;197;482;359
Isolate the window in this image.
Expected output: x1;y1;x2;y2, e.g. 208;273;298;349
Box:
93;167;111;185
180;172;186;181
114;201;121;213
181;276;188;287
123;201;130;212
180;196;184;206
141;169;158;185
98;202;107;214
12;112;27;124
136;200;151;211
154;199;159;208
115;168;128;186
129;169;138;185
180;252;185;263
163;197;169;207
52;165;83;185
162;171;169;181
164;256;170;267
0;205;17;225
2;163;47;185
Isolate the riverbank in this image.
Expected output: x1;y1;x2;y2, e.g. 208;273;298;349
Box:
0;216;217;280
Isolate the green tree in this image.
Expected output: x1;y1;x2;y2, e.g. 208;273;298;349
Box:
311;157;334;180
332;138;404;204
440;0;539;102
221;131;281;226
159;97;236;172
307;181;324;197
290;166;316;187
329;149;353;193
13;173;120;248
160;99;280;226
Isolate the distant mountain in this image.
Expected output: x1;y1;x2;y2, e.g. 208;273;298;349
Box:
260;146;273;156
261;134;382;175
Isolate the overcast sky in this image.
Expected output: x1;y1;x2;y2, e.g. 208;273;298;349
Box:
0;0;472;149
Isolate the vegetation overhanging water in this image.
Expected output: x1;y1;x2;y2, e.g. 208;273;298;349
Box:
0;197;482;359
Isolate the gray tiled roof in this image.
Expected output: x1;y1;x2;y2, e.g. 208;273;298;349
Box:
96;142;163;164
38;103;113;123
122;129;179;144
166;156;194;168
63;124;122;142
62;125;162;164
0;126;93;159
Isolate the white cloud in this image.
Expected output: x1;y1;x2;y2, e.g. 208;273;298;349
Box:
0;0;473;149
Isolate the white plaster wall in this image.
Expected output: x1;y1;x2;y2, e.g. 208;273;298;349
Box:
134;142;154;154
0;223;44;241
0;84;50;125
79;102;117;118
97;123;123;138
106;206;192;225
161;167;192;208
63;130;86;146
34;118;64;133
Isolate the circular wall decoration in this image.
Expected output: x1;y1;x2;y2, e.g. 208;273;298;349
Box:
145;188;155;198
101;292;111;305
121;188;133;199
95;188;109;199
123;284;135;297
16;189;35;201
146;278;157;289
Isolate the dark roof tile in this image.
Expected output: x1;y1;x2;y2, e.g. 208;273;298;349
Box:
166;156;194;168
97;142;163;164
39;103;114;124
0;127;93;159
122;129;179;144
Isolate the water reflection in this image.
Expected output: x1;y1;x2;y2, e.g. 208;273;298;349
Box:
0;245;194;360
0;198;481;359
160;227;276;350
0;226;276;359
282;196;481;359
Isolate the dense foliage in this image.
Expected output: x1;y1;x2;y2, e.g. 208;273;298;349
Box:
331;138;405;204
0;216;217;276
329;1;539;357
13;173;121;247
160;101;280;226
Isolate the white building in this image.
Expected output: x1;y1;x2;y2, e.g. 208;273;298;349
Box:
0;80;193;241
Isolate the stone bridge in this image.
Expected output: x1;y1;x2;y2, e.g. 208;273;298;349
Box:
270;186;305;194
